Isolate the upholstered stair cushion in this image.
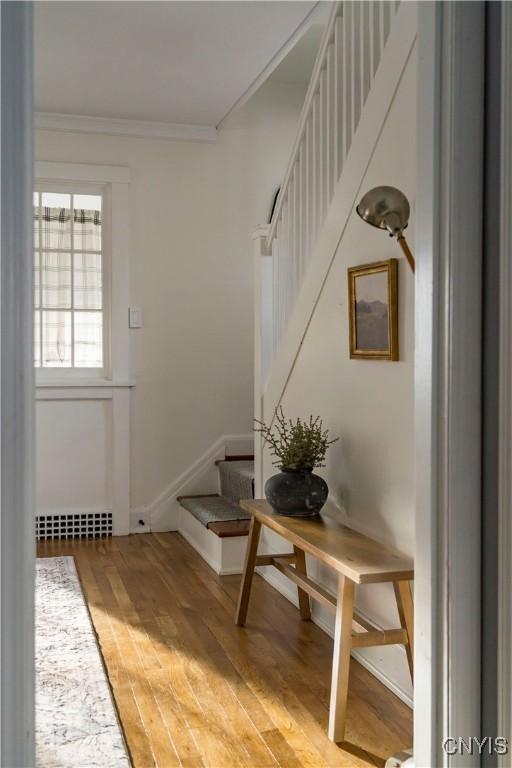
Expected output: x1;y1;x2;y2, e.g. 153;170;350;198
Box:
177;458;255;538
178;494;250;529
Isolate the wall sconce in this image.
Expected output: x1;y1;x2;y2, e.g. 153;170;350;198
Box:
356;186;415;273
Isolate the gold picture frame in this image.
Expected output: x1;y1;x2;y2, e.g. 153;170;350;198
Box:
348;259;398;360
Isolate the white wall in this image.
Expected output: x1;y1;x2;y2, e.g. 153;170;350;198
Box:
35;79;307;524
259;49;416;705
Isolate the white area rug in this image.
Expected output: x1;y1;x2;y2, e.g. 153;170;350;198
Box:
36;556;131;768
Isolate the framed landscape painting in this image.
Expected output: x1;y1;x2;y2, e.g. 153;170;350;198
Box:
347;259;398;360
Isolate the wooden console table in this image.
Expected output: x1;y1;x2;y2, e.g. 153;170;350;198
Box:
235;499;414;743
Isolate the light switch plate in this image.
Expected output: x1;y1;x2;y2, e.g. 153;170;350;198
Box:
129;307;143;328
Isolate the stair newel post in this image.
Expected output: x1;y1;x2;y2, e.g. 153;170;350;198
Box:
252;225;272;498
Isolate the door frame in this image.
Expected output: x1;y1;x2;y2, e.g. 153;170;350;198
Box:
498;1;512;759
415;2;485;765
0;2;492;766
1;2;35;766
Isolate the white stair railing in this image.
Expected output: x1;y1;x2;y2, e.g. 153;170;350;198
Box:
261;1;400;377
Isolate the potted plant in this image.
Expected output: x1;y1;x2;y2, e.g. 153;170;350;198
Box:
254;408;338;516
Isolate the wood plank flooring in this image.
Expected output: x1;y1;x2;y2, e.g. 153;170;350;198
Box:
37;533;412;768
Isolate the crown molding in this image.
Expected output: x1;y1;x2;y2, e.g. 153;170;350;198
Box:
35;160;130;184
35;111;217;143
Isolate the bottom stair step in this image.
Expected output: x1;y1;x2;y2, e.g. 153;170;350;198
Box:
208;520;250;538
177;494;250;537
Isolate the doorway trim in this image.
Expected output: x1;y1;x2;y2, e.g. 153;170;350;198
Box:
498;1;512;758
0;2;492;766
416;3;485;765
1;2;35;765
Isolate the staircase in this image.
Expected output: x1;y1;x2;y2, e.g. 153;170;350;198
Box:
261;1;401;371
173;0;415;573
177;456;255;574
253;0;416;495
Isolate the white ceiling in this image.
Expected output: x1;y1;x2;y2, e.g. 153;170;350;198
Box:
34;1;318;128
269;23;324;85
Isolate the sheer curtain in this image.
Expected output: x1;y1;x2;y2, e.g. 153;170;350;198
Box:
72;208;102;368
34;200;103;368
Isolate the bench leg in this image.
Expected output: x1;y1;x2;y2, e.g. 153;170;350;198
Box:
328;575;355;742
293;546;311;620
235;517;261;626
394;580;414;683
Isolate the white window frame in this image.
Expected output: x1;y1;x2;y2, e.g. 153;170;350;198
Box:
34;161;131;385
34;180;109;378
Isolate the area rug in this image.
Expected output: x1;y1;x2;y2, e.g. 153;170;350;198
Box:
35;556;131;768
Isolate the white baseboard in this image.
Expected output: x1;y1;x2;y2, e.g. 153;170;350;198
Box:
130;432;253;533
351;649;413;711
129;507;151;532
257;564;413;710
130;519;151;535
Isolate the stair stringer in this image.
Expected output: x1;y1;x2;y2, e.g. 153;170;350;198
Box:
260;1;417;431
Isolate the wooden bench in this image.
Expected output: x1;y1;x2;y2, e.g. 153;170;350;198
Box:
235;499;414;743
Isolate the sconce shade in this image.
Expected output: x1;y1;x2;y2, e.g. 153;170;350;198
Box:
356;186;410;237
356;185;415;272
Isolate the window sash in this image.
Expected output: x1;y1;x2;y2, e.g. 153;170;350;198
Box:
33;186;107;374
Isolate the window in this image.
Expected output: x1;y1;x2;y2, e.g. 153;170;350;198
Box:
33;190;105;370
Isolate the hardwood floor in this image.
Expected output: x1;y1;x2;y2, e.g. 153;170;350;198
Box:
37;533;412;768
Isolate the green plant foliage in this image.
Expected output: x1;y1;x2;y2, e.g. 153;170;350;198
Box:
254;408;338;471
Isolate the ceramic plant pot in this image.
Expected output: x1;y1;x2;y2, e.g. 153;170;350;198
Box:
264;468;328;516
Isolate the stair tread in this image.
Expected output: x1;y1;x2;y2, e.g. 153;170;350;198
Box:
178;494;250;529
208;520;251;538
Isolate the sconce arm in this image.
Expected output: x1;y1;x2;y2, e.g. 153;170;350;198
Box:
397;234;415;273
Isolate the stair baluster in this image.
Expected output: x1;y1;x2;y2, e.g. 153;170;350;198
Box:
258;1;401;378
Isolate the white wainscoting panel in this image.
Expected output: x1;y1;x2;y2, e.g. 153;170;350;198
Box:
36;399;112;514
36;384;132;535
